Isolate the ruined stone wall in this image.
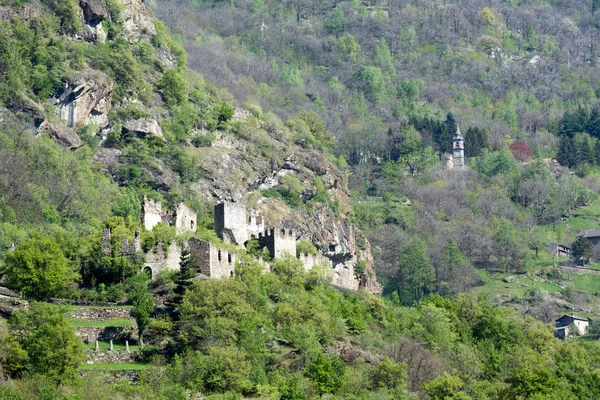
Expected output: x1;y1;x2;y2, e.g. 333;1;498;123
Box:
85;350;135;364
215;202;248;246
298;252;332;271
188;238;236;279
101;229;111;256
332;262;359;291
144;240;181;277
174;203;197;235
247;210;265;239
257;228;297;259
142;196;164;231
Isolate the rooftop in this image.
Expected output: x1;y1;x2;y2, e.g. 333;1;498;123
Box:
576;230;600;238
556;314;589;322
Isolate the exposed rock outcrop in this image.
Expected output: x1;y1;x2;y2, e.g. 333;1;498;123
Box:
124;118;165;141
50;70;113;128
121;0;156;41
79;0;107;24
0;4;42;21
37;120;82;149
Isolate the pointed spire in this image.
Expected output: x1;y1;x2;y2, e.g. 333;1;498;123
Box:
454;124;463;139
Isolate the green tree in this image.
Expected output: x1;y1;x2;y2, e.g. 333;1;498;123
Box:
557;135;578;169
305;352;346;395
464;127;489;158
357;66;386;103
425;372;471;400
369;357;408;391
0;319;28;377
571;236;592;266
374;39;395;80
396;240;435;304
494;219;520;273
3;235;76;300
157;69;188;107
128;275;154;346
9;303;83;383
326;7;345;35
170;246;197;319
337;34;361;60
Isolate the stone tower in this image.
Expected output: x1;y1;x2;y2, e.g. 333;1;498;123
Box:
452;125;465;169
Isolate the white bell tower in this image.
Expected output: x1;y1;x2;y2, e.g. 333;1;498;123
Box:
452;125;465;169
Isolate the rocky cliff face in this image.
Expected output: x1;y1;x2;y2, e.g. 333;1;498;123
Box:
184;128;381;292
50;70;114;129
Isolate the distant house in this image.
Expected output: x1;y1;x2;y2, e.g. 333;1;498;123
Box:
549;242;571;258
555;314;589;339
576;230;600;247
576;230;600;260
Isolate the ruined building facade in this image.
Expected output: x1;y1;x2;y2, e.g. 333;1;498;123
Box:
104;197;370;292
215;202;359;290
142;196;197;235
188;238;236;279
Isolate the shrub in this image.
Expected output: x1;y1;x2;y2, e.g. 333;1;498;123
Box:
157;70;188;107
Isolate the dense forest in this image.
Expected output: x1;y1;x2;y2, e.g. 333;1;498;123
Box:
3;0;600;398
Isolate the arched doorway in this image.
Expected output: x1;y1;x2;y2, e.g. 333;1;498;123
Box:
143;266;153;279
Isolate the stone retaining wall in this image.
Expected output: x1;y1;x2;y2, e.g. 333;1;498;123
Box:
76;326;135;343
71;307;132;320
85;350;136;364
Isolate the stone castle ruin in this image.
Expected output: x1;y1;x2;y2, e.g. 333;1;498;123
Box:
142;196;197;235
139;198;239;279
101;197;364;291
215;202;358;290
188;238;237;279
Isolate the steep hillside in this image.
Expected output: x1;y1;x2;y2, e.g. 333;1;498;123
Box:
0;0;381;291
5;0;600;398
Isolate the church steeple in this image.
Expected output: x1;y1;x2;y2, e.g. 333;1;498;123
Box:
452;125;465;169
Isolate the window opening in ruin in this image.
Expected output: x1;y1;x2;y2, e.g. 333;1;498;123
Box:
329;245;336;252
143;266;153;279
218;250;222;262
228;254;232;263
230;271;234;277
190;220;195;230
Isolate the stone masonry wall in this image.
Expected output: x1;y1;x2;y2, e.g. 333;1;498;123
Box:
71;308;132;320
298;252;332;271
175;202;197;235
76;326;134;343
332;262;359;291
142;196;163;231
144;240;181;277
215;203;248;246
257;228;297;259
188;238;236;278
85;350;135;365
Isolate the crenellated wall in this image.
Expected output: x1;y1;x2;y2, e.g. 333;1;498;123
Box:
256;228;297;259
298;252;332;271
